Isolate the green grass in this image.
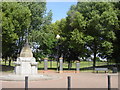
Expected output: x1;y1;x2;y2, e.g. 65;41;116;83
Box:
1;60;109;68
1;60;114;72
38;61;108;69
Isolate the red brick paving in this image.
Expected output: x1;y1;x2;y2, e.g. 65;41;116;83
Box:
38;70;76;73
0;72;118;88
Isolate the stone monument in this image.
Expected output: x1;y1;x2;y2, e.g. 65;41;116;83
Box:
0;31;60;81
14;41;38;75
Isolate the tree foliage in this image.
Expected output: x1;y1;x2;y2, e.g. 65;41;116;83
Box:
2;2;31;58
59;2;119;67
2;2;54;59
2;2;120;68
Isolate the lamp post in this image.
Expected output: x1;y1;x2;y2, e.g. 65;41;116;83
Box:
56;34;60;72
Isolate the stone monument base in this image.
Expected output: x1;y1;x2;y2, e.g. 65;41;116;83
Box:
0;74;60;81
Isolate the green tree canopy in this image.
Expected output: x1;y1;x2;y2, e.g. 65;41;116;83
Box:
2;2;31;58
64;2;119;67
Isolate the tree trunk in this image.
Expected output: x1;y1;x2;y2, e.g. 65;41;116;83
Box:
93;39;97;69
57;58;59;71
50;60;52;68
93;50;97;68
5;58;7;65
68;60;72;70
8;57;11;66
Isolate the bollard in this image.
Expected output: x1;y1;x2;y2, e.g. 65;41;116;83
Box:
59;57;63;73
68;76;71;90
25;76;28;90
76;60;80;73
108;75;111;90
44;58;48;72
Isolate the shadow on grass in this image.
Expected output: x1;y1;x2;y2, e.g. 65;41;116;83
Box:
38;64;118;71
0;65;14;72
38;68;57;70
1;64;119;72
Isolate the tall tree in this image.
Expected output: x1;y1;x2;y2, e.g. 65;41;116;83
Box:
112;2;120;66
2;2;31;64
26;2;54;58
66;2;119;68
23;2;46;31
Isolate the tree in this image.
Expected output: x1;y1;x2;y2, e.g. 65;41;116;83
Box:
29;25;56;58
23;2;46;31
2;2;31;65
65;2;119;68
24;2;55;58
112;2;120;66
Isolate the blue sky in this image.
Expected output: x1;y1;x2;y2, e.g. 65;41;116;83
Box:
46;2;77;23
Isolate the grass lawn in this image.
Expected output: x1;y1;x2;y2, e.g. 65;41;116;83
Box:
34;60;111;72
1;60;114;72
38;61;108;68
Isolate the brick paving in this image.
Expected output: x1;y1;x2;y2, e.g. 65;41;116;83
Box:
0;71;118;88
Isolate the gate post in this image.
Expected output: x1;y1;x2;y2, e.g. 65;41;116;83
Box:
44;58;48;72
76;60;80;73
59;57;63;73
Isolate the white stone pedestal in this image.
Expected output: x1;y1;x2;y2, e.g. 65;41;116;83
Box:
14;57;38;75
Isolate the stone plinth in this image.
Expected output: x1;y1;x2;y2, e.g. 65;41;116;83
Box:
76;61;80;73
59;57;63;73
14;57;38;75
44;58;48;71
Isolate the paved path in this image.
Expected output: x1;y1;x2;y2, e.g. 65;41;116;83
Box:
0;72;118;88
